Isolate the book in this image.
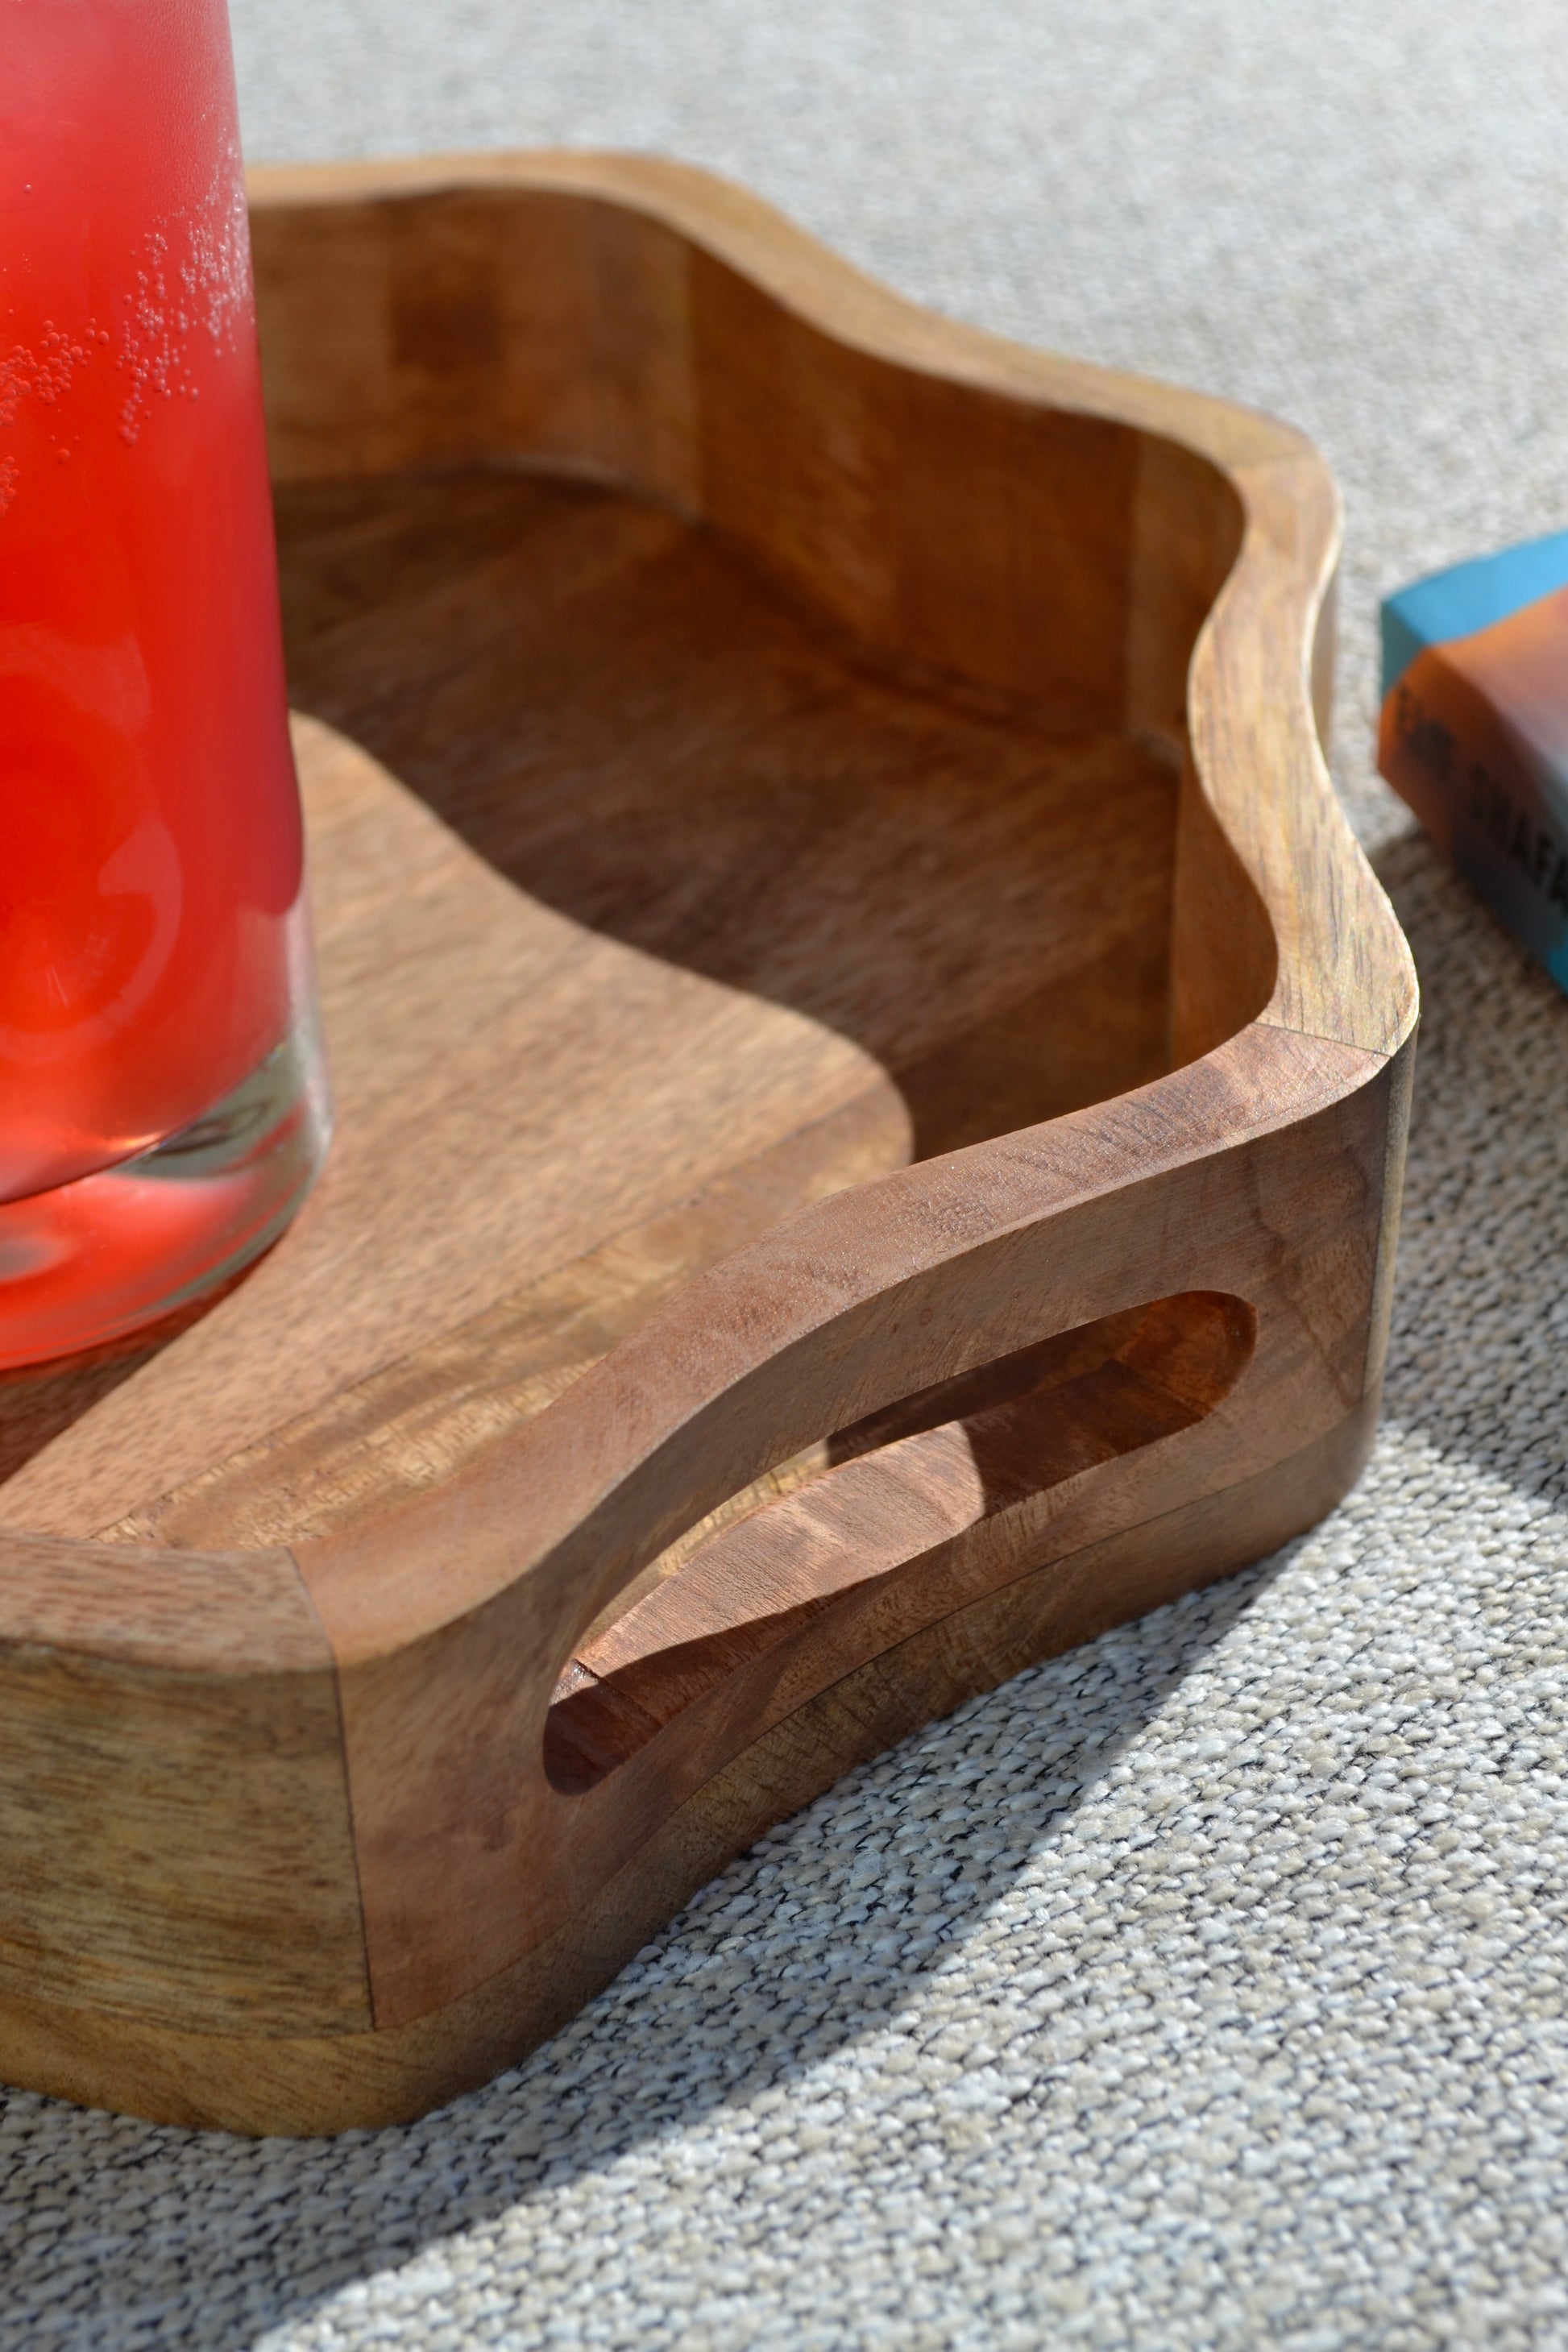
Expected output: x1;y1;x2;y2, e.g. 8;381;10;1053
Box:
1379;529;1568;987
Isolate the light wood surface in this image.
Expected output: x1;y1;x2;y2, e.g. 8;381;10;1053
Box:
0;154;1417;2132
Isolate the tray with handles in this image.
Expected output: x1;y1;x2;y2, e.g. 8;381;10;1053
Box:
0;153;1417;2133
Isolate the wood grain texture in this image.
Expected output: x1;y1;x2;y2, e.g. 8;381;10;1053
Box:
0;1537;367;2035
0;155;1417;2132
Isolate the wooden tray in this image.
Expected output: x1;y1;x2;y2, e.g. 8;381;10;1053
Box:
0;154;1417;2134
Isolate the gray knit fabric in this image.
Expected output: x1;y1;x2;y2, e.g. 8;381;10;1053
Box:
6;6;1568;2346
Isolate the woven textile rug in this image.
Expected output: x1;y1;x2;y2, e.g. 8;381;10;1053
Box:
6;5;1568;2346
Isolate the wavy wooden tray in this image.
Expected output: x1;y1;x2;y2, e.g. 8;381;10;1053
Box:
0;154;1417;2134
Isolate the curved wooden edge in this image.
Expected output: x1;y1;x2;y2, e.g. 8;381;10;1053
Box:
542;1291;1259;1797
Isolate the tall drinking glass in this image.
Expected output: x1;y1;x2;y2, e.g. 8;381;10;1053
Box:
0;0;330;1368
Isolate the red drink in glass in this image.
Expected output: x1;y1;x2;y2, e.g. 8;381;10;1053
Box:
0;0;329;1367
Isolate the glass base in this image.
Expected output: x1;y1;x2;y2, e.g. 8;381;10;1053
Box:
0;1006;331;1371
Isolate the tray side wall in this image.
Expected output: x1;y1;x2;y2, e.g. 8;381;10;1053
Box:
0;1540;371;2035
247;157;1415;1064
249;178;1235;749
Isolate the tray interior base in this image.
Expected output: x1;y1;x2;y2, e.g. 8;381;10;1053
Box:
277;464;1182;1165
0;463;1182;1562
